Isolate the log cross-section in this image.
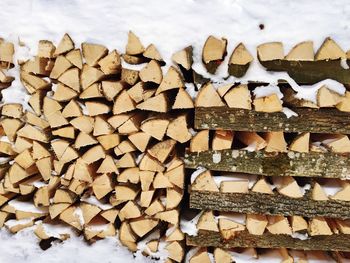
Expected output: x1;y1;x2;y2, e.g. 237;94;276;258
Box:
187;230;350;251
184;149;350;179
195;107;350;134
189;190;350;219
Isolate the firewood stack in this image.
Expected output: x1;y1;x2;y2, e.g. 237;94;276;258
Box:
185;37;350;261
1;31;350;262
0;32;196;262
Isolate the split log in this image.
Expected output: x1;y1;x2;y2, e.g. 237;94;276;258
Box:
202;36;227;74
228;43;253;77
194;107;350;134
187;230;350;251
189;190;350;219
185;149;350;179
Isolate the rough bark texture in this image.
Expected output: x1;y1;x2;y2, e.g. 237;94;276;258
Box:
190;190;350;219
195;107;350;134
184;149;350;179
228;63;250;78
187;230;350;251
260;59;350;85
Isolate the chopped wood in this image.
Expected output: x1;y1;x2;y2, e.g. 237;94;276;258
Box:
315;37;346;60
274;176;303;198
0;141;16;156
228;43;253;77
323;135;350;153
332;183;350;201
139;60;162;84
155;66;184;95
224;84;252;109
102;80;124;101
117;153;136;168
309;217;333;236
143;44;163;62
75;132;98;148
66;49;83;69
115;185;139;202
81;65;104;90
139;153;164;172
166;188;183;209
191;170;219;192
70;116;94;133
114;140;136;155
267;215;292;235
246;214;268;235
80;202;101;224
49;55;72;79
166;114;191;143
122;53;146;65
32;141;50;160
62;100;82;118
20;71;51;94
148;139;176;163
189;248;211;263
155;209;179;225
219;217;245;239
79;83;103;99
53;83;78;102
137;93;169;112
251;178;273;194
336;91;350;112
85;101;110;116
214;248;232;263
14;137;32;153
118;167;140;184
236;131;267;151
264;131;287;152
220;180;249;193
100;208;118;223
285;41;314;61
25;111;49;129
140;117;169;140
173;88;194;109
119;201;141;221
81;42;108;66
58;67;80;92
98;50;121;75
2;103;23;119
140;190;154;207
121;68;139;86
17;124;49;143
59;206;82;230
129;217;158;237
165;241;184;263
312;182;329;201
113;90;136;114
257;42;284;61
119;222;137;252
82;145;105;164
197;210;219;232
291;215;308;233
253;94;282;112
126;31;145;55
127;82;146;103
28;91;44;115
54;33;74;56
38;40;55;58
195;83;225;107
53;189;75;204
290;132;310;153
8;163;29;184
52;126;75;139
34;186;50;207
165;164;185;189
202;35;227;73
92;174;113;199
0;41;14;67
190;130;209;152
172;46;193;70
128;132;151;152
317;86;342;107
153;172;172;188
97;155;118;173
14;149;34;169
97;134;120;150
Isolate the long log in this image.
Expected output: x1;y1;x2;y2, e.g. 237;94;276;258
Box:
195;107;350;134
184;149;350;179
189;190;350;219
187;230;350;251
260;59;350;85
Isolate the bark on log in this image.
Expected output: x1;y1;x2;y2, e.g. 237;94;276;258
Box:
189;190;350;219
195;107;350;134
260;59;350;85
187;230;350;251
184;149;350;179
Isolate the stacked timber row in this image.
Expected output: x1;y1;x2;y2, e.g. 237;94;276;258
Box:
185;36;350;262
0;32;198;262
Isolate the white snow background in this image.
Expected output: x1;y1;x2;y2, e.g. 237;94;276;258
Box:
0;0;350;262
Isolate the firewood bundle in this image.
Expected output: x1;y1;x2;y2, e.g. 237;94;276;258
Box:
1;32;350;262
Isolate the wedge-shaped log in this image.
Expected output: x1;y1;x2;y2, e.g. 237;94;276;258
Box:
195;107;350;134
185;149;350;179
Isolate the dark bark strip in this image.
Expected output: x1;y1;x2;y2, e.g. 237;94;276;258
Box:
184;149;350;179
187;230;350;251
195;107;350;134
190;190;350;219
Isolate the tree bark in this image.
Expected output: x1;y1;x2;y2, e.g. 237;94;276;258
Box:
260;59;350;85
189;190;350;219
185;149;350;179
187;230;350;251
195;107;350;134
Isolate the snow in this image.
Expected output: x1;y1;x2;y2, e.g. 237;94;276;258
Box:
190;166;207;184
212;152;221;164
8;200;48;214
80;195;113;210
282;107;298;118
252;85;283;99
1;0;350;262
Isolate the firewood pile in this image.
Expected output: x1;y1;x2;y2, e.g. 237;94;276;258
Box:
0;32;350;262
